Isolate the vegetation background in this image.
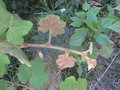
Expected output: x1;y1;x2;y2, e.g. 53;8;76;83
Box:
0;0;120;90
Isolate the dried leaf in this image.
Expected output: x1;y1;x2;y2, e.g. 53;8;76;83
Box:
38;15;66;36
88;42;93;54
84;56;97;70
56;54;75;69
81;42;93;56
37;50;43;59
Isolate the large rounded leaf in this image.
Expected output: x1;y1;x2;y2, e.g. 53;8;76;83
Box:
60;76;87;90
17;59;48;89
7;16;33;43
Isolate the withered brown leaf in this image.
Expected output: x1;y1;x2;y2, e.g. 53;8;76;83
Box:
81;42;93;56
56;54;75;69
38;15;66;36
84;56;97;70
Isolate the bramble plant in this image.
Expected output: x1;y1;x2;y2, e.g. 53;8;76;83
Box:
70;1;120;60
0;0;120;90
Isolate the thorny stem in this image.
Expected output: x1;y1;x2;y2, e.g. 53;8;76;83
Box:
20;43;83;56
0;41;92;59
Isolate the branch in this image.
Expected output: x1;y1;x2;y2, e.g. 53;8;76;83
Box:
8;81;36;90
20;43;83;56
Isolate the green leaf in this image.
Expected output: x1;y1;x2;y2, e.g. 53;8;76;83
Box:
85;20;99;31
82;1;90;11
70;17;83;27
86;10;98;21
107;5;117;19
7;16;33;44
108;5;114;14
17;59;48;89
0;80;8;90
0;1;33;44
114;5;120;10
0;65;6;77
86;7;100;21
94;34;110;46
70;28;87;46
89;46;99;59
0;0;6;9
116;0;120;6
7;87;15;90
0;42;31;67
90;7;101;15
108;21;120;33
100;18;115;28
0;33;6;41
60;76;87;90
0;52;10;77
75;11;86;19
0;6;11;35
99;46;113;58
77;66;83;76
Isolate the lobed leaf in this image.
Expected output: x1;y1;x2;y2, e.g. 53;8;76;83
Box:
38;15;66;36
17;59;48;89
7;17;33;44
0;0;33;44
56;54;75;69
84;56;97;70
60;76;87;90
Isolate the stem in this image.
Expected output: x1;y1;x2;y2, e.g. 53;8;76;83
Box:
20;43;83;56
0;41;91;57
48;30;52;44
8;81;36;90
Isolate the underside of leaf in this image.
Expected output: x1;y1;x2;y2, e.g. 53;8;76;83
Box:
0;41;31;67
